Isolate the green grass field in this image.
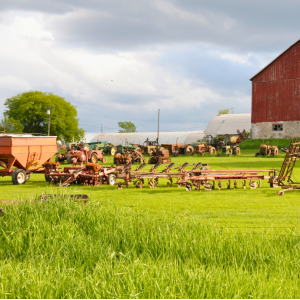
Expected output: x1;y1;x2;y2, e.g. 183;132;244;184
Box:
1;149;300;298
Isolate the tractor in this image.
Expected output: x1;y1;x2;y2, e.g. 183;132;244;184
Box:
148;147;171;164
255;141;278;157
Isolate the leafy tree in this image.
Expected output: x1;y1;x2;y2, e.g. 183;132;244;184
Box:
4;91;84;142
0;117;24;133
118;121;137;133
218;109;230;114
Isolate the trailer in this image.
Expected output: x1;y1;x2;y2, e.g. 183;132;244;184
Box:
0;135;58;185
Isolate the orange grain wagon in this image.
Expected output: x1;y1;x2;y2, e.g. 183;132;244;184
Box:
0;135;57;185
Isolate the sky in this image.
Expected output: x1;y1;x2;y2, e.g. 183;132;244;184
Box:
0;0;299;141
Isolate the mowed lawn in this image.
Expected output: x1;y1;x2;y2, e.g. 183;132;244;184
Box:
1;151;300;298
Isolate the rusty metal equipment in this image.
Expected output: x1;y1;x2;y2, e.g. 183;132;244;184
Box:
148;147;171;164
44;161;118;187
46;156;276;194
56;147;107;165
255;141;278;157
194;144;216;156
161;139;194;157
114;148;145;165
0;135;58;185
274;139;300;196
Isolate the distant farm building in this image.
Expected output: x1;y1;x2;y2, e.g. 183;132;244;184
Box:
90;112;252;144
205;113;251;137
251;39;300;139
91;131;206;145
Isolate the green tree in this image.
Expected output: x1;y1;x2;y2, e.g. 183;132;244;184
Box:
218;109;230;114
118;121;137;133
4;91;84;141
0;117;24;133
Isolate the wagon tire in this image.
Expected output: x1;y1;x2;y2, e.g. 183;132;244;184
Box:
55;155;60;163
12;169;26;185
274;148;278;156
107;174;116;185
255;152;259;157
102;157;107;163
67;155;73;164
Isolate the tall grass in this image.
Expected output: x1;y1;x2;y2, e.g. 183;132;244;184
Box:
1;198;300;298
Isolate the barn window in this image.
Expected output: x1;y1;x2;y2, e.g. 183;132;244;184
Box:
272;124;283;131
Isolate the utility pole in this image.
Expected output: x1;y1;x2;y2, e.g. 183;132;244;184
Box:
157;109;160;146
44;106;54;136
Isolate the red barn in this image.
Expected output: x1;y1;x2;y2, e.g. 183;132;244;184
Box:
250;39;300;139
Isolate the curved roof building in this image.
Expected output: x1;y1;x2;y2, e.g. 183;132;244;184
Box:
205;113;251;136
91;131;205;145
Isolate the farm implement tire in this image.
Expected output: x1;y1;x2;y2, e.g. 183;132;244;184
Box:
102;158;107;163
173;150;179;157
184;145;194;156
89;153;98;163
55;155;60;163
107;174;116;185
12;169;26;185
67;155;73;164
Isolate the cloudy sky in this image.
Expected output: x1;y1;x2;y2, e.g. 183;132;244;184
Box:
0;0;299;140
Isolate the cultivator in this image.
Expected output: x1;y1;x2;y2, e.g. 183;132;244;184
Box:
44;160;276;192
276;139;300;196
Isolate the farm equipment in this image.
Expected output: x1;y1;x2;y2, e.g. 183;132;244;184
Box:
114;148;145;165
255;141;278;157
161;140;194;156
194;144;216;156
221;136;241;156
273;139;300;196
85;141;116;155
148;147;171;164
46;154;277;193
143;138;158;156
44;162;118;187
0;135;58;185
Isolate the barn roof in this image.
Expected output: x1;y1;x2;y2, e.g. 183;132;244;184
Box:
250;38;300;81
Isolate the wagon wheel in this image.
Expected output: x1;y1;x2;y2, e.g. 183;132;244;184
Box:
12;169;26;185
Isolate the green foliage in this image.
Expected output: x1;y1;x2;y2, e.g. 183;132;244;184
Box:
0;117;24;133
4;91;84;141
218;108;230;114
118;121;137;133
239;138;294;150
